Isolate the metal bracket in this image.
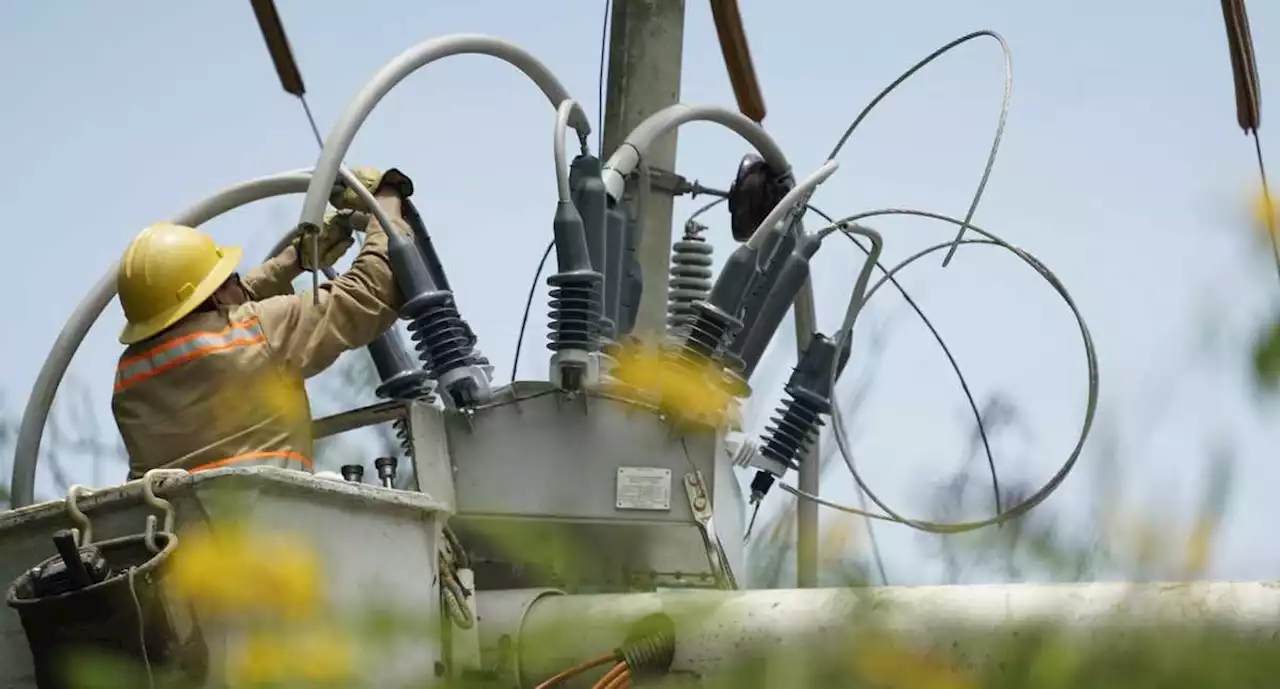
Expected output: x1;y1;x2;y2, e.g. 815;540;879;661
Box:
65;485;94;546
682;471;738;590
313;399;410;440
142;469;187;553
641;166;728;199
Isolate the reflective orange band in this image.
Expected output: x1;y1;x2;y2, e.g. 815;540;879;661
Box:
189;451;313;473
114;318;265;392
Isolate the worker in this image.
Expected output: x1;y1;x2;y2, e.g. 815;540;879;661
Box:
111;167;414;480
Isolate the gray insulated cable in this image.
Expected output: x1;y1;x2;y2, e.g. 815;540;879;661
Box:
680;204;796;363
734;233;822;380
620;229;643;337
402;197;482;356
690;160;837;376
401;198;451;291
547;99;604;388
616;185;646;338
603;204;628;335
295;34;591;234
385;208;478;407
726;224;798;372
571;154;613;340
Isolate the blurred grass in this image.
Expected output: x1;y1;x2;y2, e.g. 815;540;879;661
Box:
49;518;1280;689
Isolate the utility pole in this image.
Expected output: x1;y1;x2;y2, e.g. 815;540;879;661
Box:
600;0;820;590
601;0;686;339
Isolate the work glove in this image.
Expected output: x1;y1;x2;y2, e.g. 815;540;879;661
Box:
296;209;368;270
329;166;415;211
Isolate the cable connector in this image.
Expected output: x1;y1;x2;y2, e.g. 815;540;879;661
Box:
733;438;786;476
735;438;789;505
644;165;729;199
615;613;676;677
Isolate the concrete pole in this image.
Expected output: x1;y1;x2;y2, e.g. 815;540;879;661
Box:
601;0;686;339
793;288;820;589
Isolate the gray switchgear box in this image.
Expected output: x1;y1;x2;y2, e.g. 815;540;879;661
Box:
407;381;745;592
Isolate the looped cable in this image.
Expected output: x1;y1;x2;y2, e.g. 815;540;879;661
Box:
823;30;1013;269
788;207;1098;534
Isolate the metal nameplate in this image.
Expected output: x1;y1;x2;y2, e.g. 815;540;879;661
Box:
615;467;672;511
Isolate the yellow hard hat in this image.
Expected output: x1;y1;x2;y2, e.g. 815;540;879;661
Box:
116;222;243;345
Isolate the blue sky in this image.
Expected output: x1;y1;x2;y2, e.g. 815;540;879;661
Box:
3;1;1279;584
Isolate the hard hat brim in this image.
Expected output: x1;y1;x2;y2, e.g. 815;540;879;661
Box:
118;245;244;345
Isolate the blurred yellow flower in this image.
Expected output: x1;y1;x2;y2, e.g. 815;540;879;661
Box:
1100;507;1220;580
167;524;321;621
1251;188;1278;239
206;376;310;450
1181;516;1216;580
610;342;663;395
821;513;860;554
611;341;735;428
227;625;355;688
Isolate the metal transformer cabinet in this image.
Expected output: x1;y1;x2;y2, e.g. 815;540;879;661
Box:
409;381;746;593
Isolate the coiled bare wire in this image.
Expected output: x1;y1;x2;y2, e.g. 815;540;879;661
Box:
824;30;1012;268
751;29;1015;570
781;208;1098;534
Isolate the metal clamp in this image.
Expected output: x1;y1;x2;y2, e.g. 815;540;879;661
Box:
142;469;187;553
682;471;739;590
65;485;95;546
439;527;476;630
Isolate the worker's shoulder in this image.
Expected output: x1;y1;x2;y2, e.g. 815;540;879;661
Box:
235;292;326;337
230;299;264;322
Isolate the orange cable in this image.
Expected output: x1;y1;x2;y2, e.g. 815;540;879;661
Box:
602;667;631;689
591;662;629;689
535;654;617;689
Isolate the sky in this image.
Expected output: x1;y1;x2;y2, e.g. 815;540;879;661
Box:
2;0;1279;586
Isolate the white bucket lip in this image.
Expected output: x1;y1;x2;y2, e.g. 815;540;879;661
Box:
0;466;448;534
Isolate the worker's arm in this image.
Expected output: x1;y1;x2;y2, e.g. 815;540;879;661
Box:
240;245;303;300
242;209;364;300
252;191;406;379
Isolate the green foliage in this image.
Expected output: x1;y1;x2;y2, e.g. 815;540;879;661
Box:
1252;314;1280;390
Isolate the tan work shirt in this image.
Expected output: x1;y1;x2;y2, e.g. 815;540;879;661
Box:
112;218;404;479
